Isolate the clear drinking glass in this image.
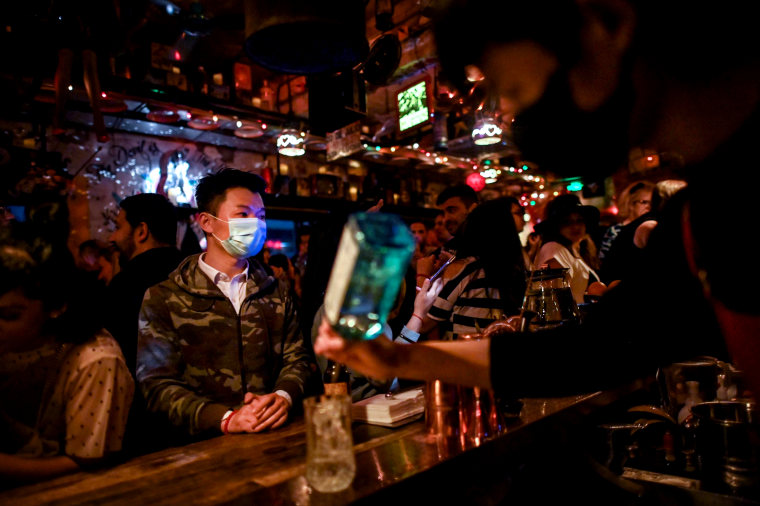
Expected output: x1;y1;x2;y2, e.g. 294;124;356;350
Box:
323;212;415;341
304;394;356;493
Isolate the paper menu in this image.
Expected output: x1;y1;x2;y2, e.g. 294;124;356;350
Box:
351;387;425;427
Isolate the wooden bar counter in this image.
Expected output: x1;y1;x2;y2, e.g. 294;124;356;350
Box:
0;381;652;505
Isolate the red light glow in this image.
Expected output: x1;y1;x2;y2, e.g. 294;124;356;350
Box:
466;172;486;192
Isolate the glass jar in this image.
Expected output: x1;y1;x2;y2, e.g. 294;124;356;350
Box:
521;267;581;332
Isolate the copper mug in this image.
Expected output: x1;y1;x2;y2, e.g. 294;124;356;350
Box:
425;379;460;439
456;333;507;448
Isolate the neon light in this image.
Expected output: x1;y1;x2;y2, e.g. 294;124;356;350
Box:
277;129;305;156
466;172;486;191
471;118;502;146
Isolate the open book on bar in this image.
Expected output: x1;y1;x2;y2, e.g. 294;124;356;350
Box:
351;387;425;427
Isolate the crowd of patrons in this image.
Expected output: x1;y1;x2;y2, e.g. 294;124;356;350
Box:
0;169;686;489
405;178;688;342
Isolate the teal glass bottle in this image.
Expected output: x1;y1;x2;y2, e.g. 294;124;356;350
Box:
323;212;415;340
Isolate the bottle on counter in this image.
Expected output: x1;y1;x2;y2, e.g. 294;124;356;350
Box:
323;360;350;395
662;430;678;472
323;212;415;341
681;416;699;475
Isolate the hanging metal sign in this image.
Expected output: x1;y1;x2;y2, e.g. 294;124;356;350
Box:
326;121;363;161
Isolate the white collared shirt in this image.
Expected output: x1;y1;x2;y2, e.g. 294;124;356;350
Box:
197;254;292;407
198;254;249;314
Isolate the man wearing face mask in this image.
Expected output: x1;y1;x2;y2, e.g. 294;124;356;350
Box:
136;169;312;442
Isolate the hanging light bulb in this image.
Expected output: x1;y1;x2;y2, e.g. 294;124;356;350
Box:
277;128;305;156
471;115;503;145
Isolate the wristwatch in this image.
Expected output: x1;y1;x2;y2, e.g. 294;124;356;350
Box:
395;325;420;344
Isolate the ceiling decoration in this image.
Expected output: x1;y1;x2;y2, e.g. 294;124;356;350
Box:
2;0;556;197
233;120;266;139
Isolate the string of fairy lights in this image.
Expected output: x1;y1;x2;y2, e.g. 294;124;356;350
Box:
49;89;581;218
354;139;579;220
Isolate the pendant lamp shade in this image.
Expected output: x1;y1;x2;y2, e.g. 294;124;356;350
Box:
244;0;368;75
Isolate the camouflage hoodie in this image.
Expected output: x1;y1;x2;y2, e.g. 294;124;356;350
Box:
136;254;310;435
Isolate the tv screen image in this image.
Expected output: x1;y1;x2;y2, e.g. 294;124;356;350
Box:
265;219;298;258
397;80;430;132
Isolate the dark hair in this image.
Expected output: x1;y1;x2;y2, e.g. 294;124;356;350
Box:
538;194;600;269
78;238;111;257
436;184;479;208
502;196;521;209
434;0;759;93
119;193;178;245
626;181;652;197
195;168;268;215
1;224;103;343
456;197;526;314
268;253;290;270
0;242;40;301
432;0;583;92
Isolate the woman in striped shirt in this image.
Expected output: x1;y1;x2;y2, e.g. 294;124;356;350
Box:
426;198;527;340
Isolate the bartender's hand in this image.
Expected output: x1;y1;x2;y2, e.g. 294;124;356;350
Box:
315;318;399;381
366;199;384;213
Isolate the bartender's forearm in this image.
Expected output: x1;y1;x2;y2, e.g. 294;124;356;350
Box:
396;339;492;389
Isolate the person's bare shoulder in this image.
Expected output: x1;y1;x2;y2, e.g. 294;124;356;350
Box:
634;220;658;249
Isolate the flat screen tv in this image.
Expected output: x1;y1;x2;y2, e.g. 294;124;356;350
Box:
264;219;298;258
396;78;431;133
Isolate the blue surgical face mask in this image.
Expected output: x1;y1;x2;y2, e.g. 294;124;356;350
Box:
209;215;267;259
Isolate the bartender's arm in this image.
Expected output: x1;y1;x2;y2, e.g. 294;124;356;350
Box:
315;318;492;389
